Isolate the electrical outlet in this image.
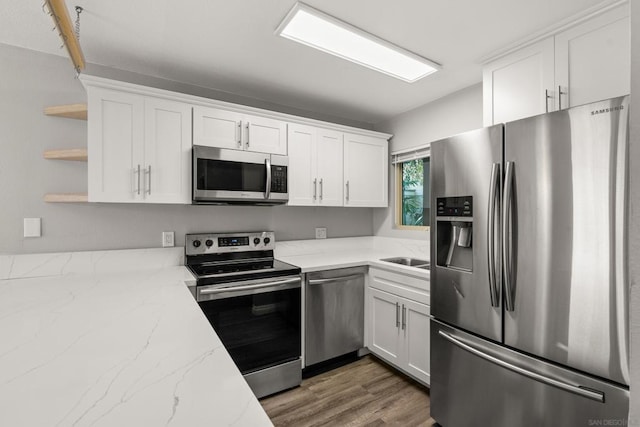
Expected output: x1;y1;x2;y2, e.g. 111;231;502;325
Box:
315;227;327;239
162;231;175;247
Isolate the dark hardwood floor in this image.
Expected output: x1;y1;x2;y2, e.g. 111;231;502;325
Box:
260;355;436;426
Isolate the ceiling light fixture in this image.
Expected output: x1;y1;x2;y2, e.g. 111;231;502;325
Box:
275;2;440;83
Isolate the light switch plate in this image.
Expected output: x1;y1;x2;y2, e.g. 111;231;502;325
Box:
162;231;175;247
24;218;41;238
315;227;327;239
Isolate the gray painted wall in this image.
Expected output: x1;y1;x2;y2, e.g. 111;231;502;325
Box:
372;84;483;240
628;2;639;423
0;44;373;254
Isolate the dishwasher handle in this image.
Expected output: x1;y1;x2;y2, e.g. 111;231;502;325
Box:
307;274;363;285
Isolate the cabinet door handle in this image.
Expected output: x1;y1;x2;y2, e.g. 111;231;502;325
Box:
544;89;552;113
402;304;406;330
246;122;250;148
345;180;350;202
146;165;151;195
237;121;242;147
319;178;323;200
135;164;141;195
395;302;400;328
313;178;317;200
558;85;566;110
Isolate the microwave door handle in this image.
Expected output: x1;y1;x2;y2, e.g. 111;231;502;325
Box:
265;158;272;199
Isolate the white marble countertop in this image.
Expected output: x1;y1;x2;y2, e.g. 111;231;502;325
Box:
0;237;429;427
0;248;272;427
276;236;430;279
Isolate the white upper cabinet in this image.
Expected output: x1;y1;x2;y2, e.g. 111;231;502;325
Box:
143;98;192;204
483;3;630;125
82;75;390;207
192;107;242;150
344;133;388;207
245;115;287;155
88;87;192;204
88;88;144;203
287;124;316;206
193;106;287;155
554;4;629;109
483;38;555;126
315;128;344;206
287;124;344;206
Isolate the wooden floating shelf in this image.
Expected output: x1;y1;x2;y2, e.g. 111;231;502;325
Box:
44;193;88;203
44;104;88;120
43;148;88;161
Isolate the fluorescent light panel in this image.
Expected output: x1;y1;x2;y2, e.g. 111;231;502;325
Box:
276;2;440;83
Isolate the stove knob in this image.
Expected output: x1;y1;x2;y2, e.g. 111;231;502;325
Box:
263;237;271;245
193;240;201;248
205;239;213;247
253;237;261;245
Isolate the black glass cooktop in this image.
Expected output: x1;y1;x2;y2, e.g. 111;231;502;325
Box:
188;258;300;286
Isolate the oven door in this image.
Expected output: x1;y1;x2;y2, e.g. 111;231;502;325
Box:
197;276;301;374
192;145;288;204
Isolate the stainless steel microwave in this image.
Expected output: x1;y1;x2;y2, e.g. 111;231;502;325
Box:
192;145;288;205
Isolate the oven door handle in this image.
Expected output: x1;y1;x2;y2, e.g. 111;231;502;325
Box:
198;277;301;299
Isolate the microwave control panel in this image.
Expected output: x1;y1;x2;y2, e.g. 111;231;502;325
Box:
271;165;288;193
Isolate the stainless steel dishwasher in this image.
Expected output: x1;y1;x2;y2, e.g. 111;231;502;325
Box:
305;266;366;367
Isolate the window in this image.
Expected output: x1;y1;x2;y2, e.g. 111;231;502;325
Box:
393;149;430;230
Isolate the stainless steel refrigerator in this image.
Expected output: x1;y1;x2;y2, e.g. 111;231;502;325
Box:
429;96;630;426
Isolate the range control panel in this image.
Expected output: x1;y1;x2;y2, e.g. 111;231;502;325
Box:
185;231;275;255
436;196;473;217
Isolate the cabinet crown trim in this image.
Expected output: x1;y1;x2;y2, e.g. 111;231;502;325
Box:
478;0;627;64
79;75;392;140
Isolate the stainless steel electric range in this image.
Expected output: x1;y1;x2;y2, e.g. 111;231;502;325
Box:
185;231;302;398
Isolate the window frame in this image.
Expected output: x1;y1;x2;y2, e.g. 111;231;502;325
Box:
394;158;430;231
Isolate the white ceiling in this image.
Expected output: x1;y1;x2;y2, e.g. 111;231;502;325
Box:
0;0;608;124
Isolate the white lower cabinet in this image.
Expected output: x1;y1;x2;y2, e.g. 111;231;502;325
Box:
366;267;430;385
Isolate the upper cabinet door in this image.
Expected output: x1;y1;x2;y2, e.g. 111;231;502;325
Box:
316;129;343;206
143;98;193;204
245;114;287;155
193;106;287;155
483;37;555;126
287;124;317;206
193;106;243;150
88;88;144;203
344;133;388;207
554;4;629;109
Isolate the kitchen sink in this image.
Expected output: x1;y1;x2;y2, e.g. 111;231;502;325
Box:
380;257;430;269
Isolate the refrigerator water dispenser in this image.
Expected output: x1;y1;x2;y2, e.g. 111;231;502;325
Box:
436;196;473;272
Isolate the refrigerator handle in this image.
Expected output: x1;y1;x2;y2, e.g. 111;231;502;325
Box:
503;161;515;312
438;330;605;403
487;162;500;307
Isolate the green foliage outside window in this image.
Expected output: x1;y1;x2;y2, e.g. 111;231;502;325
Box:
400;158;429;227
